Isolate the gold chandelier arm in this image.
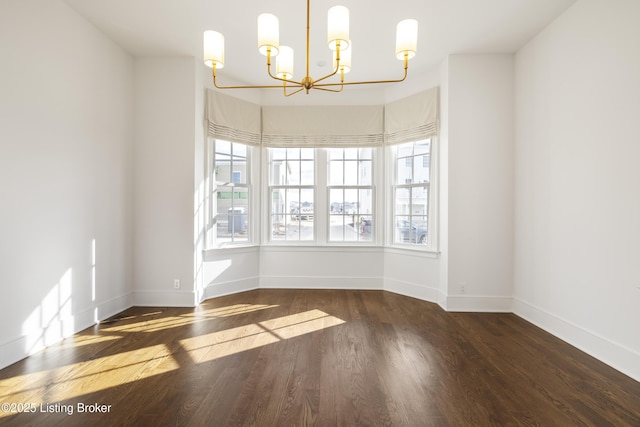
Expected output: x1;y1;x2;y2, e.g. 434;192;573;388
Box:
212;66;301;90
315;53;409;88
282;81;304;97
313;85;344;93
312;43;342;85
313;69;345;92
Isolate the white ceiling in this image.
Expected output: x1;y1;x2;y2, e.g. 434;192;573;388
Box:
64;0;577;102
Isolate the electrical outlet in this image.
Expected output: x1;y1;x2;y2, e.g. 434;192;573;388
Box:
174;279;181;289
459;282;466;294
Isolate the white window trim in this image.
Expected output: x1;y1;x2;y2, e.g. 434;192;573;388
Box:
326;148;377;245
387;138;439;252
264;148;318;245
206;138;259;249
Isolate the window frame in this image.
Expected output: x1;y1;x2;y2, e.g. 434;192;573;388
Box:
388;138;438;251
326;147;376;245
207;138;256;248
266;147;317;244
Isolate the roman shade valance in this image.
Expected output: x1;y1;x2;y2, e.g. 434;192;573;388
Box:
206;86;439;147
261;105;384;147
384;87;439;145
206;89;261;146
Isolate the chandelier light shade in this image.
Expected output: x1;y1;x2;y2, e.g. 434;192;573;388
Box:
203;30;225;69
258;13;280;56
327;5;350;51
395;19;418;60
203;0;418;96
276;45;294;79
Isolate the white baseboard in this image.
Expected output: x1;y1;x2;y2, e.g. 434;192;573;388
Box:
0;293;133;371
202;276;260;301
383;277;441;304
259;275;384;290
512;298;640;382
443;295;513;312
132;290;196;307
96;293;134;322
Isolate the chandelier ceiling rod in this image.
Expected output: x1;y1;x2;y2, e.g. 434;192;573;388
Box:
203;0;418;96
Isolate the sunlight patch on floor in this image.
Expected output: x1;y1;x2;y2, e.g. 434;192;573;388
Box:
0;344;178;415
180;309;345;363
101;304;279;333
190;304;280;318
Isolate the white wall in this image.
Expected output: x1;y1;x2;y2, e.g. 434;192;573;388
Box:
444;54;515;312
0;0;134;368
384;249;441;302
514;0;640;381
133;57;198;307
260;247;385;290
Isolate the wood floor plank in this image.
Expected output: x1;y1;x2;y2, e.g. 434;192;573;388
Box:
0;289;638;426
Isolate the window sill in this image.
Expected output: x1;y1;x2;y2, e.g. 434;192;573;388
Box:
260;245;384;253
204;244;440;259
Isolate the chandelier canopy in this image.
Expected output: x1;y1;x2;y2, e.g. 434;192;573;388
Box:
203;0;418;96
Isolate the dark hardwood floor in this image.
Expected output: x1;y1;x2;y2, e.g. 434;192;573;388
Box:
0;289;638;426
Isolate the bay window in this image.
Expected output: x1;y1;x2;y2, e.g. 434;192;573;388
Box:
205;87;439;251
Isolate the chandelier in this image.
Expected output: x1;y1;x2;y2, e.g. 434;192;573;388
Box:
203;0;418;96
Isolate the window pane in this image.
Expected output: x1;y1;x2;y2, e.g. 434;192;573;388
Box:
300;189;314;220
286;147;300;159
328;149;344;160
328;187;374;242
216;187;249;244
414;155;429;184
358;147;373;160
300;148;314;160
233;157;247;184
216;140;231;155
270;188;314;241
359;160;372;185
394;216;411;244
234;143;247;158
272;147;287;161
344;148;358;159
397;157;412;184
215;154;231;182
414;139;430;156
412;216;428;245
393;186;429;245
412;186;428;216
344;161;357;186
270;159;285;185
395;187;410;216
329;161;344;186
300;160;314;185
397;142;413;158
329;188;345;240
286;160;301;185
